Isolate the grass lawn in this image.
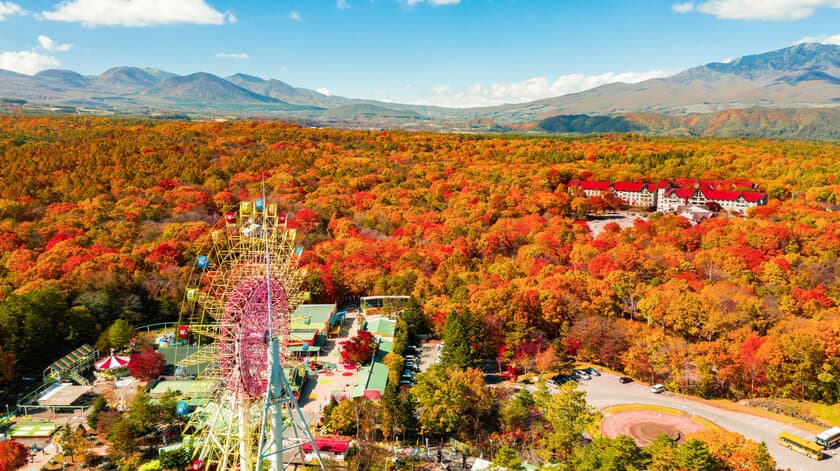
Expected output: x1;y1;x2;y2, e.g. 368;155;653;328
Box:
806;401;840;427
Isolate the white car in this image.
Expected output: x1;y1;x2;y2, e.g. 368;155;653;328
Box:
651;384;665;393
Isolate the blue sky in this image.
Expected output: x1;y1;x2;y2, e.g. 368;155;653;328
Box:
1;0;840;107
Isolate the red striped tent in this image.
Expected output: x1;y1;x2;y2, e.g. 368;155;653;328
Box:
95;354;129;370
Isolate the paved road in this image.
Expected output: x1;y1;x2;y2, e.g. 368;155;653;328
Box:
299;311;362;425
575;372;836;471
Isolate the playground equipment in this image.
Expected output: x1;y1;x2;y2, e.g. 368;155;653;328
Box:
177;199;323;471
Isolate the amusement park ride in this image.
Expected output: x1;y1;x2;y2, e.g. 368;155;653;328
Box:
176;197;323;471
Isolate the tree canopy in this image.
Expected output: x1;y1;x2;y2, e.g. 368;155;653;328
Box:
0;116;839;407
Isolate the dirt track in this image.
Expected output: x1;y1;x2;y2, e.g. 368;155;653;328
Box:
600;409;705;446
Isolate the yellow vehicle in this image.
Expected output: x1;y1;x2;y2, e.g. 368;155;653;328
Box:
778;431;824;460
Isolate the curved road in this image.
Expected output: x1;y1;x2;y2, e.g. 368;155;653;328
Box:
575;372;836;471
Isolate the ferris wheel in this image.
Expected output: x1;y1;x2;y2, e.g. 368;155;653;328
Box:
177;199;323;471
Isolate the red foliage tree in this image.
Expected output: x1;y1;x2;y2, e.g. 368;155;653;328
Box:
128;348;166;381
0;440;29;471
340;329;377;366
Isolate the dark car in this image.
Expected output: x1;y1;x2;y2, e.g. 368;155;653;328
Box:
586;367;601;377
618;376;633;384
552;374;577;385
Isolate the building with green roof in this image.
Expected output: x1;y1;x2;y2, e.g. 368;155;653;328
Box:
363;317;396;340
351;339;392;399
289;304;337;348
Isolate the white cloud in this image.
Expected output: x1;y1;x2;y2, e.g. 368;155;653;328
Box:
418;70;668;108
672;2;695;13
337;0;350;10
316;87;331;95
0;1;25;20
289;10;302;22
796;33;840;45
0;50;59;74
41;0;236;27
404;0;461;6
37;35;72;52
215;52;249;59
679;0;840;21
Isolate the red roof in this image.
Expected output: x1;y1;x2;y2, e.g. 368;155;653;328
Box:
301;438;352;454
613;182;648;192
702;190;767;202
742;192;767;203
703;190;743;201
674;178;702;188
566;179;765;205
665;188;698;199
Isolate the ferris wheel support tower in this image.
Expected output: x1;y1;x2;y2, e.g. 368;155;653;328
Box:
178;198;323;471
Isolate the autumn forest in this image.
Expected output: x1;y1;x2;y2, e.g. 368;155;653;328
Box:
1;116;840;408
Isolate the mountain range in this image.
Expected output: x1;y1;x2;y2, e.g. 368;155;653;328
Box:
476;42;840;122
1;43;840;137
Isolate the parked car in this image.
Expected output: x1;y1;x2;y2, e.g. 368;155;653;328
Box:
586;367;601;377
574;369;591;380
618;376;633;384
651;384;665;393
553;374;577;385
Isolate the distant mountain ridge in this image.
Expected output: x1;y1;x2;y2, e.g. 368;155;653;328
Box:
482;43;840;121
145;72;281;104
95;67;159;90
225;73;346;107
0;43;839;136
705;42;840;79
33;69;91;89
